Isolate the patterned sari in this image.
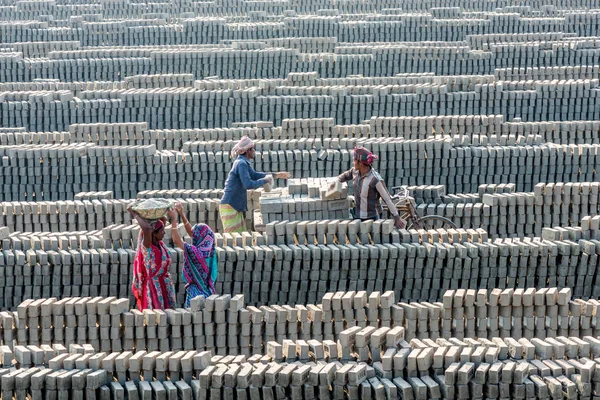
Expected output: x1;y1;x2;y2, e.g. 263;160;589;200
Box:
183;224;218;308
219;204;246;233
132;232;177;311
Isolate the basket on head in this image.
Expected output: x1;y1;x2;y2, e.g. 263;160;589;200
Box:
130;198;175;221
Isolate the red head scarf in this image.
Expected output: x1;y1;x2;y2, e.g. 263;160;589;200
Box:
354;146;378;166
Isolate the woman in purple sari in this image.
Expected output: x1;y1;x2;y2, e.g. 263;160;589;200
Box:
167;204;217;307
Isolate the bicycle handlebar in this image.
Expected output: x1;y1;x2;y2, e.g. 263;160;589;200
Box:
390;185;409;197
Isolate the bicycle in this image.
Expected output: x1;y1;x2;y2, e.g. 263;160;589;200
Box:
385;186;457;230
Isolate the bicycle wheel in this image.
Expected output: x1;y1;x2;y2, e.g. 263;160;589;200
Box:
408;215;457;230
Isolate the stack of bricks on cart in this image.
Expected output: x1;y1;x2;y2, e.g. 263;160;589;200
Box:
258;178;350;224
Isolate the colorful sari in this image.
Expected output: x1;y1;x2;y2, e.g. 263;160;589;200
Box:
183;224;218;308
132;232;177;311
219;204;246;233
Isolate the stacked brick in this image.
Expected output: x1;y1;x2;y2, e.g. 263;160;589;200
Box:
9;115;600;150
2;18;600;75
0;195;255;234
0;288;600;354
8;179;600;241
376;182;600;239
3;217;600;307
1;73;600;131
6;136;600;201
1;0;600;397
259;178;350;224
0;342;598;400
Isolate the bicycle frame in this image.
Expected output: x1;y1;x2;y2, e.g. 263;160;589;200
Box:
393;195;421;229
382;186;422;228
383;186;457;231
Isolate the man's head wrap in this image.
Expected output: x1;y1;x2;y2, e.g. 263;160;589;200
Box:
353;146;378;166
230;136;255;158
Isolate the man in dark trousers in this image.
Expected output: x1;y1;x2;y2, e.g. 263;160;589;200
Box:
334;146;405;228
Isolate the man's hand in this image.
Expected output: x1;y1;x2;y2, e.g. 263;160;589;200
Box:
274;172;291;179
394;215;406;229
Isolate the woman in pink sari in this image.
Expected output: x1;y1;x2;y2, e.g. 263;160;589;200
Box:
128;205;176;311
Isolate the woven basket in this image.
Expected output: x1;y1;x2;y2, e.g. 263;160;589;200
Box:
130;198;174;221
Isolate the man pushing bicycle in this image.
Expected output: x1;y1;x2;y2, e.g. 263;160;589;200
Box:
332;146;406;229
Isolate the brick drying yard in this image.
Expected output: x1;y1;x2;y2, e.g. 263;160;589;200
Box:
1;0;600;399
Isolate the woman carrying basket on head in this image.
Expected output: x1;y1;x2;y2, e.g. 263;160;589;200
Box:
128;204;177;311
168;203;218;308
